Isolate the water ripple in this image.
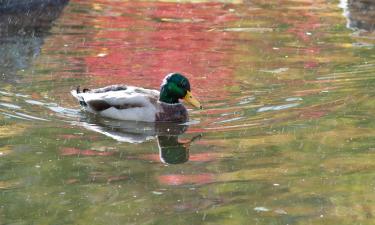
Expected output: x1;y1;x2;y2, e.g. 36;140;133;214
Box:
257;103;300;113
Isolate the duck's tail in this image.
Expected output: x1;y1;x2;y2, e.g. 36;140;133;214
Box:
71;86;88;107
70;86;81;99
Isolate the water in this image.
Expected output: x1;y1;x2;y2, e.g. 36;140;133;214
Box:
0;0;375;224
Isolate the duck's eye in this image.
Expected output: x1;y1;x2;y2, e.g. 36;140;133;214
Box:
180;81;190;90
180;81;186;88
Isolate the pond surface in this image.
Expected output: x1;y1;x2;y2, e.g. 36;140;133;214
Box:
1;0;375;224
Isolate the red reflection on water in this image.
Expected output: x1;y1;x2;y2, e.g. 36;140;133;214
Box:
281;1;323;69
299;110;327;119
158;173;215;186
135;152;219;163
61;147;115;156
304;61;319;69
69;0;238;99
189;152;220;162
285;7;322;42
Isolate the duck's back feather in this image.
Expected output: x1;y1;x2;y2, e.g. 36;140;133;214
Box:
88;85;128;93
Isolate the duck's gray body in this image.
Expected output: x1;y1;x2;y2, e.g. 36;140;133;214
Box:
71;85;188;122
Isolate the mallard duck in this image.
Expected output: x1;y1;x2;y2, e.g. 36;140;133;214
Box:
71;73;201;122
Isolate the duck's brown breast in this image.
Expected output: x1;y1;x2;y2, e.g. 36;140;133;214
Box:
156;103;188;122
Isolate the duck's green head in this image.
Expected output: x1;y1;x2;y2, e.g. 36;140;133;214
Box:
159;73;202;109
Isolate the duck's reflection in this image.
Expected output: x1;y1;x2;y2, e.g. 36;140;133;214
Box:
80;117;201;164
157;133;202;164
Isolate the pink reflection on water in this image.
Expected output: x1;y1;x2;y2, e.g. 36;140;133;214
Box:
282;1;323;69
158;173;215;186
61;147;115;156
70;0;239;100
135;152;220;163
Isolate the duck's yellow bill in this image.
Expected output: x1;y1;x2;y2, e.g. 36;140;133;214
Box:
184;91;202;109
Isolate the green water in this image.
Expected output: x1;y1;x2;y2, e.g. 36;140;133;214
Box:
1;0;375;224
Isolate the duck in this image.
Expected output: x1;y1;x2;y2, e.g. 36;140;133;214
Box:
71;73;201;122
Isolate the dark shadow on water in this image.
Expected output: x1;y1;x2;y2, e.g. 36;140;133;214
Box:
343;0;375;31
0;0;69;83
81;117;202;164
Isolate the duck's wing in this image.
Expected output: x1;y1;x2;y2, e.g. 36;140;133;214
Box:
71;85;161;121
90;87;158;108
86;85;129;93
